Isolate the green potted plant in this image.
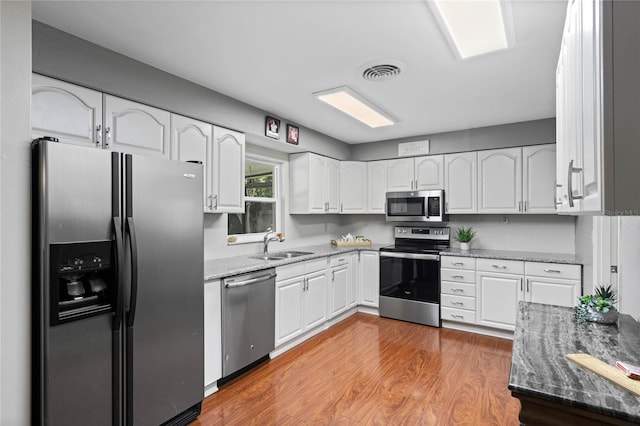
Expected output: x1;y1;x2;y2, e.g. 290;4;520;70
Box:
455;226;476;251
574;284;618;324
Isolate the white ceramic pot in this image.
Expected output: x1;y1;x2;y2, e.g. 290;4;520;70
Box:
460;242;470;251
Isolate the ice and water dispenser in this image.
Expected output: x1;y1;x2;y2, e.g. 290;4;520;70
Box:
49;241;116;325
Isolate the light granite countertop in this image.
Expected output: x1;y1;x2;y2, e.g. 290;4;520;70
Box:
204;243;386;281
509;302;640;423
441;248;582;265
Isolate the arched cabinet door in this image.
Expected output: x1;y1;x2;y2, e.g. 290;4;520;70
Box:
444;152;478;214
523;144;557;214
171;114;213;212
32;73;103;148
477;148;522;214
104;95;170;158
212;126;245;213
415;155;444;191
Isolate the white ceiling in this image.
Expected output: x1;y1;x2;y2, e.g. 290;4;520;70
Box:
32;0;567;144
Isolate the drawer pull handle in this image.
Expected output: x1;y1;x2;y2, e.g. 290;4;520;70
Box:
451;301;464;306
451;314;464;319
544;269;561;273
492;265;507;269
452;262;464;266
452;288;464;293
452;275;465;279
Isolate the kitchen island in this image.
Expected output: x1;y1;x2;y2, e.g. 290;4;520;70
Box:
509;302;640;425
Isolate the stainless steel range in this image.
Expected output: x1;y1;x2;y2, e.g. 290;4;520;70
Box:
379;226;450;327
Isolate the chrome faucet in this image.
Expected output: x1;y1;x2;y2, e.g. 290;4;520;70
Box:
263;228;285;256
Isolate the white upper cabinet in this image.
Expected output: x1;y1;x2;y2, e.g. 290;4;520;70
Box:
387;155;444;192
444;152;477;214
104;95;170;158
170;114;212;212
367;160;387;214
414;155;444;191
478;148;522;214
387;158;414;191
523;144;557;214
340;161;367;214
556;0;640;215
212;126;245;213
32;74;103;148
326;158;340;213
290;152;340;214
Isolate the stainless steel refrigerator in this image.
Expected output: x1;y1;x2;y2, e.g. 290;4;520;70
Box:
32;139;204;425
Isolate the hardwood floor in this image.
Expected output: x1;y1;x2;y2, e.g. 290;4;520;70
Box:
194;313;521;425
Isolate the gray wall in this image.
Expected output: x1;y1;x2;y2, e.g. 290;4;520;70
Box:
1;3;32;424
32;21;351;160
350;118;556;161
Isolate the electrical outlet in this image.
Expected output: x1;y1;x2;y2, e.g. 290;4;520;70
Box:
502;216;509;224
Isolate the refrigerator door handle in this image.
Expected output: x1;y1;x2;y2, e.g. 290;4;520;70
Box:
126;217;139;328
113;217;124;330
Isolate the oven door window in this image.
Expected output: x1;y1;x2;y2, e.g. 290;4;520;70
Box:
379;256;440;303
387;197;425;217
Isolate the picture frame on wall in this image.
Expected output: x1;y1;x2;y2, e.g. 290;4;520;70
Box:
286;124;299;145
265;116;280;139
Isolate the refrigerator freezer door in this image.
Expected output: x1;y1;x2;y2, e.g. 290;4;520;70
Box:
34;141;115;426
125;155;204;426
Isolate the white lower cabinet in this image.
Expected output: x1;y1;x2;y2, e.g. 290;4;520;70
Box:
275;259;328;347
523;262;581;307
329;254;351;318
204;279;222;395
440;256;476;324
304;270;329;329
476;271;521;331
441;255;582;334
358;251;379;308
348;254;358;308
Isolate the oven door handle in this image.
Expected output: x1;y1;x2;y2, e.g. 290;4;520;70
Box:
380;252;440;261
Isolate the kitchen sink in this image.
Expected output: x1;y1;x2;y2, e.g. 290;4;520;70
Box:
250;251;313;261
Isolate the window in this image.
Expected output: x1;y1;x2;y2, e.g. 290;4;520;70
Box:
228;157;281;243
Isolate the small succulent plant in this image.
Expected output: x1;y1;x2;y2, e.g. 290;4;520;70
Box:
574;284;617;323
455;226;476;243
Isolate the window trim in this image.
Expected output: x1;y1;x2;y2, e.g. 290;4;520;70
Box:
227;155;282;245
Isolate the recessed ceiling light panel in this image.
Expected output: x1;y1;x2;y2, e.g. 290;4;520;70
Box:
314;86;396;128
427;0;514;59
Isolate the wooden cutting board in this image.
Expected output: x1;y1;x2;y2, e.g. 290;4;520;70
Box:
566;353;640;397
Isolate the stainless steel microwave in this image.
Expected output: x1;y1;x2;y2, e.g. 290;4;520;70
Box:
385;190;447;222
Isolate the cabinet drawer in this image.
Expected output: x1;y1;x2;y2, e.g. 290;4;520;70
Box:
329;255;350;268
441;256;476;270
525;262;581;280
441;294;475;311
441;307;476;324
305;257;328;274
276;263;305;281
441;281;476;297
477;258;524;274
441;269;475;284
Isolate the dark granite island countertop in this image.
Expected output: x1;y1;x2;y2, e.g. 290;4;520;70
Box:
509;302;640;425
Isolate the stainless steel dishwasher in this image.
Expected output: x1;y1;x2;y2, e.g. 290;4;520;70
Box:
221;268;276;378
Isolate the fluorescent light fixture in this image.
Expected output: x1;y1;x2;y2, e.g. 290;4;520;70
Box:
314;86;395;128
429;0;512;59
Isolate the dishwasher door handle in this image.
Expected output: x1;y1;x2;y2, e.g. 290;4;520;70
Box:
225;272;277;288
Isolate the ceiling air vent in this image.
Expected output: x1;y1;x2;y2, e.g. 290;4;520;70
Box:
359;61;406;82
